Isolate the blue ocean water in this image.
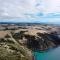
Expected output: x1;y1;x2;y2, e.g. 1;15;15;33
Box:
33;46;60;60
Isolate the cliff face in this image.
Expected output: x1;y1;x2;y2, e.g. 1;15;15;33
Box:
24;33;60;51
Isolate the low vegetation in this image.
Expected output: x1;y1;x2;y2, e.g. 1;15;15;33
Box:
0;28;60;60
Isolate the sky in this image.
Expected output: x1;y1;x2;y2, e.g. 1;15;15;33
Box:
0;0;60;24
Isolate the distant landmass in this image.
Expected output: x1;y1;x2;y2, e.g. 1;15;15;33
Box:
0;22;60;26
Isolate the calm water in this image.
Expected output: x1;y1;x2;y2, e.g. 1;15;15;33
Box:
33;46;60;60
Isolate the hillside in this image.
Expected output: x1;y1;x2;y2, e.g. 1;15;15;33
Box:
0;24;60;60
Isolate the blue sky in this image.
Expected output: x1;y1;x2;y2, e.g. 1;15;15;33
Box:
0;0;60;24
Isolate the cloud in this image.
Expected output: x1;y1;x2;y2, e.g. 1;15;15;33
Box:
0;0;60;23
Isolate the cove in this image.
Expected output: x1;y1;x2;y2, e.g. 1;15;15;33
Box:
33;46;60;60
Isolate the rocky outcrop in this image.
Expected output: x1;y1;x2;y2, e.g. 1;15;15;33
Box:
24;33;60;51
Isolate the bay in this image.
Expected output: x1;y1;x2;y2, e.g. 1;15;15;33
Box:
33;46;60;60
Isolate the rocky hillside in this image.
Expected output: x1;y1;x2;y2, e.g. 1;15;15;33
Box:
0;31;32;60
24;33;60;51
0;29;60;60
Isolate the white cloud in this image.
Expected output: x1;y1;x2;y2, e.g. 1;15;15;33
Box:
0;0;60;23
